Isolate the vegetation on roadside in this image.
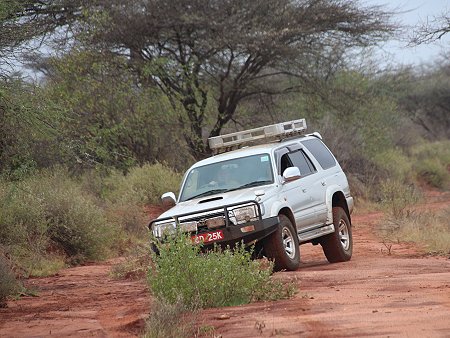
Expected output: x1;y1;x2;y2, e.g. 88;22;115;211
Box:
379;207;450;256
0;256;20;308
1;0;449;310
148;236;295;309
0;163;181;303
142;235;295;337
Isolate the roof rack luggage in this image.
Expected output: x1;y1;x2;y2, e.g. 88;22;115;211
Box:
208;119;307;154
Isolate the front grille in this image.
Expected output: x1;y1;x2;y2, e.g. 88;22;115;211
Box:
149;200;263;236
179;210;227;234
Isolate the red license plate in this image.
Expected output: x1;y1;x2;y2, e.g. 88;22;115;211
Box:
192;230;224;244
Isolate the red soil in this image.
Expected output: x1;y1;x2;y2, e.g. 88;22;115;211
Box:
1;192;449;337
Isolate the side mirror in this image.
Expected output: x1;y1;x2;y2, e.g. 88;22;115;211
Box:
282;167;301;183
161;192;176;207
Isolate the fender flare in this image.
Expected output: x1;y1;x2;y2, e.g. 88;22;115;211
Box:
269;200;294;220
324;185;347;223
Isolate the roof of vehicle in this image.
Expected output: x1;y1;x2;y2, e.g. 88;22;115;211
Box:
192;134;320;168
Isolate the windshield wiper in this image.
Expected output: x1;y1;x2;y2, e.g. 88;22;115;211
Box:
228;180;272;191
185;189;228;201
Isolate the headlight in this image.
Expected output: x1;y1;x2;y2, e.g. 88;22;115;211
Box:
232;205;258;224
152;221;176;238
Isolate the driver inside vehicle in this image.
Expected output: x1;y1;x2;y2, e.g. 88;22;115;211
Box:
210;164;240;189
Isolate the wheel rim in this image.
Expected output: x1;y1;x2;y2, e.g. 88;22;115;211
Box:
338;219;350;251
282;226;296;259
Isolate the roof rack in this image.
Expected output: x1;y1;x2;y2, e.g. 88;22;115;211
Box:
208;119;307;154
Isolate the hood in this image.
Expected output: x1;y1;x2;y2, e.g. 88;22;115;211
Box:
156;185;275;219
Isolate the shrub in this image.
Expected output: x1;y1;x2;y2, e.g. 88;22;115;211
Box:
0;256;19;307
0;168;117;271
415;158;450;189
372;148;413;182
379;179;421;219
379;207;450;256
148;235;295;310
143;299;198;338
410;141;450;189
103;163;182;206
111;243;152;280
99;163;181;240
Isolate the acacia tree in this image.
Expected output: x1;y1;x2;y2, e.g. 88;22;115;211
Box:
411;9;450;45
0;0;85;73
83;0;393;158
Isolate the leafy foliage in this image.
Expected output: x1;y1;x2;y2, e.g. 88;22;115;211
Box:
43;51;189;171
80;0;393;158
0;255;19;307
0;167;116;270
148;235;295;309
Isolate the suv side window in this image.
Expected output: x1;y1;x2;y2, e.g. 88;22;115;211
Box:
288;150;316;176
301;138;336;170
279;149;316;176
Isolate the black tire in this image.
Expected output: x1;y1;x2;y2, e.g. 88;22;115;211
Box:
321;207;353;263
263;214;300;271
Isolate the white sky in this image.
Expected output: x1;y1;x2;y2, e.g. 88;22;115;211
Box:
365;0;450;66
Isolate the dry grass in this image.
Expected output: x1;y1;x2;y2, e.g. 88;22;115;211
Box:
379;207;450;256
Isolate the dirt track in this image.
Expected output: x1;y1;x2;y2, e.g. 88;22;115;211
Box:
1;194;449;337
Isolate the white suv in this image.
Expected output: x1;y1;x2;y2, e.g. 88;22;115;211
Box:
149;119;354;271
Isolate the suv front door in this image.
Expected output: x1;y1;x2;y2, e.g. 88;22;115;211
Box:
276;146;317;229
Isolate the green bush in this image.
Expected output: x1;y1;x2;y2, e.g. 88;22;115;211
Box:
104;163;182;205
372;148;413;182
148;235;295;309
99;163;181;239
379;179;421;219
0;168;117;271
415;158;450;189
410;141;450;189
0;256;19;307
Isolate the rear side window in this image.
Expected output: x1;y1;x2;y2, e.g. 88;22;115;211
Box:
302;138;336;170
279;150;316;176
288;150;316;176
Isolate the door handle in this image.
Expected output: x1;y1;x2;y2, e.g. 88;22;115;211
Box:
321;181;326;186
302;188;307;193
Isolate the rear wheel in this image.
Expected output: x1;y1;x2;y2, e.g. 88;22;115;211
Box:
321;207;352;263
264;214;300;271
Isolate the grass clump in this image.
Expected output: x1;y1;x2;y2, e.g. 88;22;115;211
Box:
111;243;152;280
379;207;450;256
143;299;199;338
148;235;295;309
372;148;414;182
379;179;421;219
0;167;117;274
415;158;450;189
0;256;20;307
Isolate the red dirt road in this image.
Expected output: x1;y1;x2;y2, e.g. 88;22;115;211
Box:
1;194;449;337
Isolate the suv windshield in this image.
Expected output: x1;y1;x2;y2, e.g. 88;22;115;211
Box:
179;153;274;202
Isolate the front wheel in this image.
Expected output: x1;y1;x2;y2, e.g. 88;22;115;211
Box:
321;207;353;263
263;214;300;271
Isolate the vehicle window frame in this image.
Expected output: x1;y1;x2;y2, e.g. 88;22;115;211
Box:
275;145;317;177
287;149;316;177
301;138;337;170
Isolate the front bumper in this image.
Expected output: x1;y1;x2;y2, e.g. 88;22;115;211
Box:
149;201;280;248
